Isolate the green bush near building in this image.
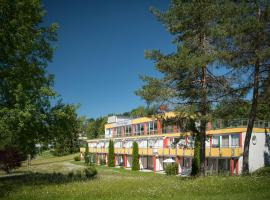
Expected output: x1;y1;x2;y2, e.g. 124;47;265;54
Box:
165;163;179;175
84;166;98;178
108;140;115;167
84;144;90;165
132;142;139;171
99;158;106;165
73;156;80;161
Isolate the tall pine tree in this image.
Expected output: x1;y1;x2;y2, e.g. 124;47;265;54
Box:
218;1;270;174
136;0;228;175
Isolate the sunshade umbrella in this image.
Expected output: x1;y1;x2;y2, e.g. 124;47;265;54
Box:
163;158;175;163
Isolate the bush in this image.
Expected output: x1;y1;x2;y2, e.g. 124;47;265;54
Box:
108;140;115;167
84;144;90;165
75;170;82;178
0;147;24;173
99;158;106;165
84;166;97;178
252;167;270;177
74;156;80;161
67;171;74;178
165;163;179;175
132;142;139;171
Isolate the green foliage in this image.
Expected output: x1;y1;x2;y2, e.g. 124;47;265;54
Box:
1;153;270;199
99;158;106;165
165;163;178;176
191;135;200;176
252;167;270;177
49;102;80;156
218;1;270;173
84;144;90;165
0;0;58;157
73;156;80;162
136;1;228;176
132;142;139;171
85;117;107;139
84;166;98;178
108;140;115;167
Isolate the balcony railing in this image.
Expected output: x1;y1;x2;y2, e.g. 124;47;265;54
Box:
211;119;270;130
86;146;242;157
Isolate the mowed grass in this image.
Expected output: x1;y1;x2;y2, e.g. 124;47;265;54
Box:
1;154;270;200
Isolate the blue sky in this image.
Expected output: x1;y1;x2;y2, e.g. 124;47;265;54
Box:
42;0;174;118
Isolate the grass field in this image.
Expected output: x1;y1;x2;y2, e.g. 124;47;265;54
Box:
1;153;270;200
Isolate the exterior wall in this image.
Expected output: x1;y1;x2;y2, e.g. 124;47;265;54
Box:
248;132;269;172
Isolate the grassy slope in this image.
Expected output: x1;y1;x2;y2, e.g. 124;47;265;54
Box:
1;154;270;200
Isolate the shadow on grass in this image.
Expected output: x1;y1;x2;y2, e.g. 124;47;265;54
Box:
0;171;96;198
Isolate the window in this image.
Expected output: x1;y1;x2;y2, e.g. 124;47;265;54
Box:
135;123;144;135
147;121;157;134
115;127;121;137
212;136;220;147
125;125;132;136
222;135;229;147
231;134;240;147
187;137;194;148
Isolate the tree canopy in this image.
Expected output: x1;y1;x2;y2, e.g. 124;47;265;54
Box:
0;0;81;162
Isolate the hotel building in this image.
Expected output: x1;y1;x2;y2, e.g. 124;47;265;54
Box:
81;112;270;175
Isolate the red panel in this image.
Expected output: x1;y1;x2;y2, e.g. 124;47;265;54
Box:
163;137;168;148
173;126;177;133
144;123;147;135
157;120;161;134
175;156;180;174
239;132;242;147
230;158;234;176
123;154;127;167
236;159;239;176
153;156;156;173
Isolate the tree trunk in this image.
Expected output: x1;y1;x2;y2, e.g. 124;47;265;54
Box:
242;60;260;174
199;64;207;176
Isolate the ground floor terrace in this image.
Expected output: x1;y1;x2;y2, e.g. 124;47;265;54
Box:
81;148;241;176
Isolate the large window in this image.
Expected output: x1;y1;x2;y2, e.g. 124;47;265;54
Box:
125;125;132;136
212;136;220;147
222;135;229;147
147;121;157;135
115;127;121;137
135;123;144;135
231;134;240;147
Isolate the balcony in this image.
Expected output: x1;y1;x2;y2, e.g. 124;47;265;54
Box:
211;119;270;130
205;147;242;157
87;146;242;158
138;148;153;155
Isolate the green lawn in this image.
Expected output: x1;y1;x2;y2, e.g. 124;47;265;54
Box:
1;153;270;200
